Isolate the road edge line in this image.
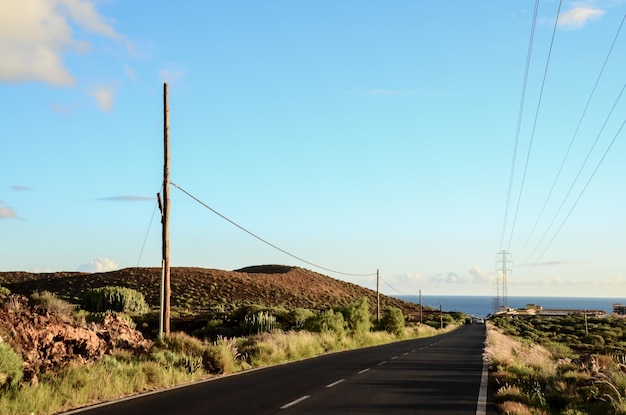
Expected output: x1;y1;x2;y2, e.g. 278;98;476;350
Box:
475;359;488;415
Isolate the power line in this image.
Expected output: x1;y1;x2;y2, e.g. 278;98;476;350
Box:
378;275;406;295
507;0;563;251
517;11;626;257
136;195;160;267
170;181;376;277
500;0;540;250
521;84;626;270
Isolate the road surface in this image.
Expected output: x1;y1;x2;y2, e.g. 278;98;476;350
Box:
66;324;493;414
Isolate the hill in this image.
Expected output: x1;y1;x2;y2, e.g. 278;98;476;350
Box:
0;265;427;318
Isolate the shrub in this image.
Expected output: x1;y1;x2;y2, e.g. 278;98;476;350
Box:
379;307;405;336
157;332;205;357
243;311;277;334
30;291;75;321
0;342;23;389
340;297;371;336
291;308;315;329
83;286;149;314
203;337;240;374
303;309;346;335
0;286;10;297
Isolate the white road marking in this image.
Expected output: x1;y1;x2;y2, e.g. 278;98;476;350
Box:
326;379;345;388
377;361;387;366
358;368;370;374
411;349;417;353
391;356;398;360
402;352;409;356
475;360;489;415
281;395;310;409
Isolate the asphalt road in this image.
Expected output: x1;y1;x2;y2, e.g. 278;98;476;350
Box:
66;324;493;415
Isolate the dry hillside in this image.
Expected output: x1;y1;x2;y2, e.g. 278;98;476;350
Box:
0;265;427;317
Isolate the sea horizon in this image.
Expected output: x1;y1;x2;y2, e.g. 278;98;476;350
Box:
393;295;626;318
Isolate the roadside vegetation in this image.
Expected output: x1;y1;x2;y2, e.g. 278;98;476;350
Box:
0;283;462;415
485;315;626;415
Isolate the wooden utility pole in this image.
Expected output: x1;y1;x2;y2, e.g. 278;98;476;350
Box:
162;82;171;336
439;302;443;329
419;289;423;324
376;269;380;322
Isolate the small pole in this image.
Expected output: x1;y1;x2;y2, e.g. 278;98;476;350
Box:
162;83;171;335
419;289;423;324
376;269;380;322
439;302;443;329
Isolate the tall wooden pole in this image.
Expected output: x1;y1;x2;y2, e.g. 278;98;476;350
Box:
376;269;380;322
419;289;422;324
162;83;171;335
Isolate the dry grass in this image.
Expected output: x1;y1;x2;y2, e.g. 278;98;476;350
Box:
484;323;556;378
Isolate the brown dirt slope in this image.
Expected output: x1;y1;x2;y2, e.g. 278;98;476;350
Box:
0;265;427;316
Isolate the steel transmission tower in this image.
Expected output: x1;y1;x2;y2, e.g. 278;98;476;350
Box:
492;276;500;315
496;250;512;310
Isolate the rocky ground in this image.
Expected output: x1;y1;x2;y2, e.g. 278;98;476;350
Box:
0;293;152;386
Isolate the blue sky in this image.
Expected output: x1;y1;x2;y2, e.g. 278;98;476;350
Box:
1;1;625;297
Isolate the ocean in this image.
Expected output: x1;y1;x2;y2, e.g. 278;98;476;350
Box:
394;295;626;318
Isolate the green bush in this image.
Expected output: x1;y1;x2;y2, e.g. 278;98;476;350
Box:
379;307;405;336
340;297;371;336
243;311;277;334
83;286;149;314
303;309;346;335
291;308;315;329
0;286;10;297
0;342;23;389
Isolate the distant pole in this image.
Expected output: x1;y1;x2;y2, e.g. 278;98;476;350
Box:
419;289;423;324
439;302;443;329
376;269;380;322
162;83;171;336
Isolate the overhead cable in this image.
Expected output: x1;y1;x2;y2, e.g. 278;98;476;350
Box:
137;193;160;267
500;0;541;250
517;11;626;257
378;275;407;295
170;181;376;277
521;84;626;268
520;108;626;276
507;0;563;251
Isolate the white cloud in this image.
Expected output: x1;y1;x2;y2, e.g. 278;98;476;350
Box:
78;257;118;272
0;0;123;85
91;85;115;112
31;267;53;273
468;266;492;283
0;205;18;219
558;7;605;29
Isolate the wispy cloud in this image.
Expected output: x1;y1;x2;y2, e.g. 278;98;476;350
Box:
77;257;118;272
98;195;153;202
558;6;605;29
0;0;127;86
10;185;32;191
91;84;116;112
0;205;19;219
